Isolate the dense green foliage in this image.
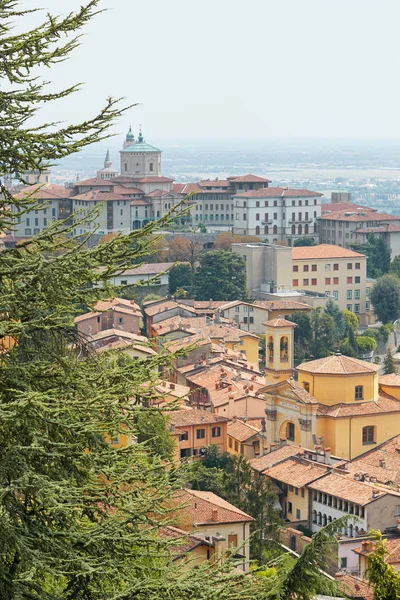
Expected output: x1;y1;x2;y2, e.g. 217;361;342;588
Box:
370;274;400;323
192;250;247;300
366;532;400;600
309;309;336;358
293;237;316;247
383;348;397;374
351;235;391;278
168;262;193;294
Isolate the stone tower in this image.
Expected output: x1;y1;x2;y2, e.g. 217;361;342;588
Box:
97;149;118;180
119;127;162;178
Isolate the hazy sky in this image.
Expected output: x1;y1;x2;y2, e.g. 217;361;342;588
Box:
18;0;400;141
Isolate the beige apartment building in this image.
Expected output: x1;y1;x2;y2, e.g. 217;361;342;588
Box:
233;243;371;325
292;245;371;325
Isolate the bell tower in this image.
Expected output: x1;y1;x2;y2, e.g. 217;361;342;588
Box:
264;317;296;383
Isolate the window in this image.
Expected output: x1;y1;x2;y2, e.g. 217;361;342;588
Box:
274;212;277;220
25;228;32;235
325;264;331;271
43;218;47;226
355;262;360;269
333;277;339;284
293;265;299;272
256;213;260;220
355;304;360;314
234;440;239;452
333;263;339;270
366;287;370;297
341;557;347;569
355;276;360;283
347;276;353;284
325;291;330;297
346;304;352;311
124;162;127;172
301;488;305;498
303;279;309;286
120;280;128;285
196;429;205;439
243;317;248;324
117;317;124;325
287;502;293;514
256;201;260;207
34;217;39;226
363;426;375;445
303;265;309;272
347;290;352;299
287;422;295;441
347;263;353;270
179;431;188;441
303;381;310;392
355;385;363;400
355;290;360;299
274;200;277;207
249;316;254;324
333;291;338;300
325;278;331;285
295;487;299;496
296;509;301;519
366;301;370;311
293;279;299;286
311;278;317;285
212;426;221;438
265;201;269;207
312;264;317;271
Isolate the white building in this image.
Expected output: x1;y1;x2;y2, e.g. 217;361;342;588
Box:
119;128;162;178
232;188;323;246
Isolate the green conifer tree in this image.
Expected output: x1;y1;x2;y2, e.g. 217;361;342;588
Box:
383;348;397;375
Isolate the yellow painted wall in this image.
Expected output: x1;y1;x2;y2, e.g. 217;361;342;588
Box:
317;413;400;459
279;419;301;444
380;383;400;401
220;336;259;367
298;371;378;405
285;487;309;523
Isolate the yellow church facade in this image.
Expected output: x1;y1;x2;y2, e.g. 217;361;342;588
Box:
262;319;400;460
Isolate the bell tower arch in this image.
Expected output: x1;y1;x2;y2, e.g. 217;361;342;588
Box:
264;317;296;384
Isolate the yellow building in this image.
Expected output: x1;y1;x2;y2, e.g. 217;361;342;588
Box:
262;322;400;460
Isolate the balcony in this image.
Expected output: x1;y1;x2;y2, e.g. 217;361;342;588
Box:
261;220;273;225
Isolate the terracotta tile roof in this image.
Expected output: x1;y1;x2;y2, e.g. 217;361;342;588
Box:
229;174;271;183
192;301;228;310
234;186;321;198
168;409;229;428
74;177;114;187
354;538;400;563
172;183;201;194
146;189;173;198
159;526;211;556
154;380;190;399
263;317;297;328
347;433;400;484
308;472;400;505
73;190;128;202
144;300;196;318
254;300;312;311
355;225;400;233
120;262;171;277
335;573;373;600
111;186;144;195
111;176;137;183
227;419;261;442
88;329;147;343
379;373;400;387
317;393;400;418
321;202;367;213
263;457;329;487
198;179;231;188
74;311;101;323
172;489;253;529
320;208;400;222
292;244;365;260
134;176;173;183
249;445;304;473
166;334;211;352
297;354;379;375
14;183;72;200
94;297;141;313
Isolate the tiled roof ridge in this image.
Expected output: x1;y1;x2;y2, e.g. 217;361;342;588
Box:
183;488;253;519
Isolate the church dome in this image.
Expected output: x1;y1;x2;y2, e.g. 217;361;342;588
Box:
126;126;135;142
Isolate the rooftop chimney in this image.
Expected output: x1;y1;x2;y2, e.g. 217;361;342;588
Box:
212;509;218;521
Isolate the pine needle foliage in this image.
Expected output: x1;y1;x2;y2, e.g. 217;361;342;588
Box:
0;3;361;598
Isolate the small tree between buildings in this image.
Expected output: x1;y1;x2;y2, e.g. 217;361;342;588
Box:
383;349;397;375
168;262;193;294
324;299;346;340
371;274;400;324
310;309;336;358
293;237;316;247
166;236;204;270
192;250;247;300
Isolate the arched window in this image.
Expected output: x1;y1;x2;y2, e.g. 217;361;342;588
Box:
280;336;289;362
290;535;297;551
328;516;332;523
312;510;317;523
286;422;295;441
255;225;260;236
305;224;309;234
273;225;278;235
362;426;375;445
298;224;303;235
292;224;296;234
264;225;269;234
268;335;274;363
149;162;154;172
322;514;327;526
349;524;353;537
317;512;322;525
124;162;127;172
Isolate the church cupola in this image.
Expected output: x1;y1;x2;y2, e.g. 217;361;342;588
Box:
137;127;144;143
123;126;135;149
264;317;296;383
